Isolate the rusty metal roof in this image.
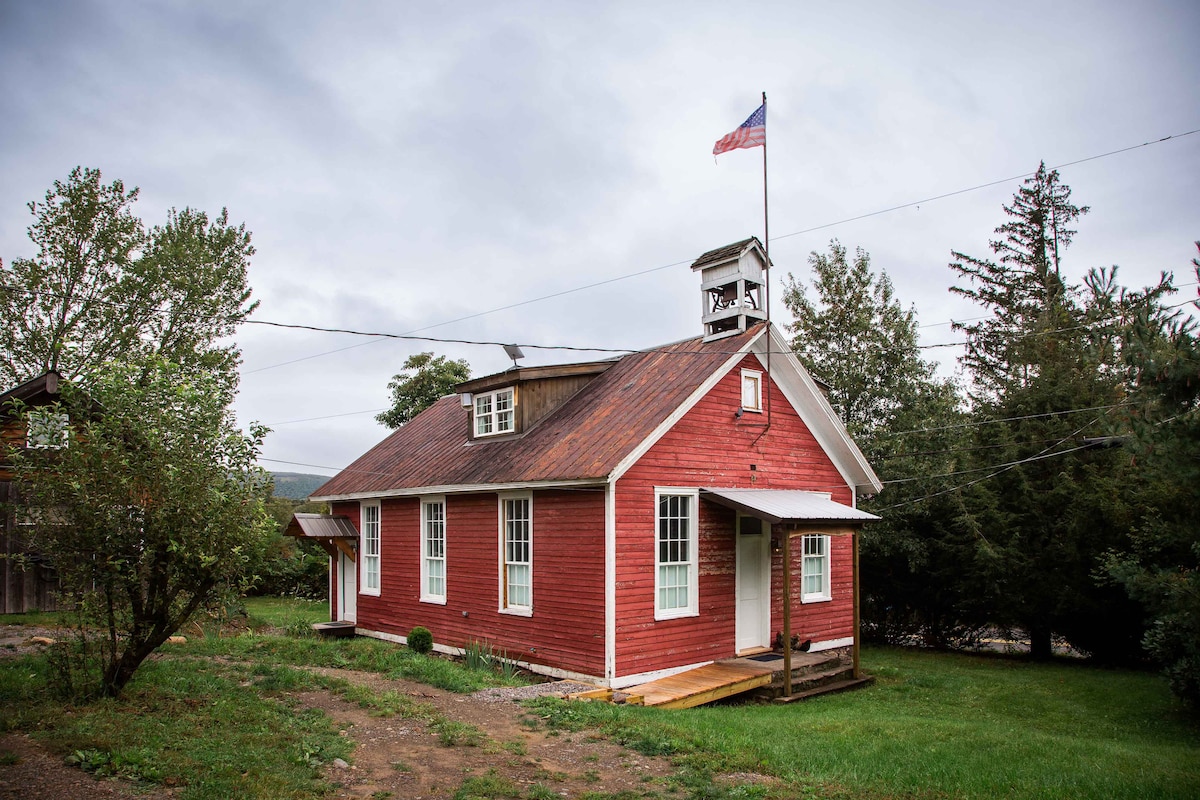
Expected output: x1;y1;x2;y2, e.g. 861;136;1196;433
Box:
312;327;762;499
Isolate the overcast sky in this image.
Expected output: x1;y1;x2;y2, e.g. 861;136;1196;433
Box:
2;1;1197;476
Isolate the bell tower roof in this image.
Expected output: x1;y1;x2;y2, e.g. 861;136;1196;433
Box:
691;237;769;341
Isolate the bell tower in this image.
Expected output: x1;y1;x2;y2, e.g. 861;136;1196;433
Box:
690;237;769;341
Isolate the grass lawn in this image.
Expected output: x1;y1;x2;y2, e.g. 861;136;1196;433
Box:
530;646;1200;799
2;602;1196;799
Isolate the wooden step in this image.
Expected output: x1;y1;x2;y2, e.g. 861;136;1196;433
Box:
773;676;875;703
312;621;356;638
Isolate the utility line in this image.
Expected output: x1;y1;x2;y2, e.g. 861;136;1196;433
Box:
241;127;1200;374
872;416;1105;511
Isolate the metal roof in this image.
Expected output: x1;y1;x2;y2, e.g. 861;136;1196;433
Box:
311;328;762;499
700;488;879;524
689;236;771;271
285;513;359;539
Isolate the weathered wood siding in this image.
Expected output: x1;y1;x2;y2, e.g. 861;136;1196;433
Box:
613;354;854;678
772;526;856;646
0;481;60;614
337;490;607;676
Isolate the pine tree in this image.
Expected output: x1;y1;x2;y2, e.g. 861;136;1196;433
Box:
948;165;1160;660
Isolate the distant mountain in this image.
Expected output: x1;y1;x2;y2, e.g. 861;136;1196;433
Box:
270;472;333;500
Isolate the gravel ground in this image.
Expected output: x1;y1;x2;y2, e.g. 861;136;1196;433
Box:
471;680;603;703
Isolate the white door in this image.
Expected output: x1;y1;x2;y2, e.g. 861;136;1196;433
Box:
735;516;770;653
338;550;357;623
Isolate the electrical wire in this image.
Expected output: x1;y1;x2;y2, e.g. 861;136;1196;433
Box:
239;127;1200;374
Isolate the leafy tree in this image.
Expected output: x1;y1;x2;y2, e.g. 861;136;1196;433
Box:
0;167;258;397
10;360;275;699
1107;245;1200;710
783;241;977;646
948;164;1167;661
376;352;471;429
783;240;949;441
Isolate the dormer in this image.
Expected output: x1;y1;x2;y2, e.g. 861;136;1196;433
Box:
455;361;616;441
691;237;769;341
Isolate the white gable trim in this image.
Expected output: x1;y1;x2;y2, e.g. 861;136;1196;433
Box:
606;331;761;484
752;326;882;495
604;483;616;682
605;324;880;495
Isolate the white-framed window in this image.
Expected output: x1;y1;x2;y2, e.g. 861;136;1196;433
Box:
27;408;69;449
421;497;447;604
474;387;515;437
360;501;381;596
741;369;763;412
801;534;831;602
500;493;532;614
655;488;699;620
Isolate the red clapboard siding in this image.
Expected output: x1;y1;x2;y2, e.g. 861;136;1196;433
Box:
613;355;855;677
345;490;607;677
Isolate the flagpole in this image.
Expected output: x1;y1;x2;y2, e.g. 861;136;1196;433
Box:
762;91;771;426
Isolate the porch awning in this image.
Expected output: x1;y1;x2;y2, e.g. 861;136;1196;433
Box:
285;513;359;539
700;488;879;525
284;513;359;561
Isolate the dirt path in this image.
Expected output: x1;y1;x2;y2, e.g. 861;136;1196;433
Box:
300;667;675;798
0;629;677;800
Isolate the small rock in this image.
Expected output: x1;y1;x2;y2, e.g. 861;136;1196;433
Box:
331;758;350;770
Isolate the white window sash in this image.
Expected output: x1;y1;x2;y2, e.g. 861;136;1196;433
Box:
420;497;446;604
801;534;831;602
654;488;699;620
500;494;532;614
474;388;516;437
361;501;381;596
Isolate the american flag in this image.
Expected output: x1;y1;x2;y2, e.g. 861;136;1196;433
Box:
713;103;766;156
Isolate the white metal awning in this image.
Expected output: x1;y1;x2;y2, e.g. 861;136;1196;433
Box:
700;488;879;524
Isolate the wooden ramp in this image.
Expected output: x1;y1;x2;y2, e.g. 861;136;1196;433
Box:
623;659;777;709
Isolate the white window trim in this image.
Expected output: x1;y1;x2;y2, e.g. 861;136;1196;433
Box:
740;369;763;413
654;487;700;620
420;496;447;605
474;387;516;437
801;533;832;603
498;491;533;616
360;500;381;597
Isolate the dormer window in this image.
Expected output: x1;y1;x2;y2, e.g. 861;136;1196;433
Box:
474;387;515;437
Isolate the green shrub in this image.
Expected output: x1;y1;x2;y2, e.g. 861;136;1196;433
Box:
408;626;433;654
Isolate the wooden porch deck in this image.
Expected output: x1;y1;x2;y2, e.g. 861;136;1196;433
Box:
621;658;778;709
617;652;847;709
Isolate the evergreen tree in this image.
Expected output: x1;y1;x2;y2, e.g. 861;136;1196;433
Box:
948;165;1164;660
1107;245;1200;711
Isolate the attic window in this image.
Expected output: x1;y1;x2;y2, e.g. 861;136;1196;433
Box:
741;369;763;413
474;387;515;437
27;409;68;449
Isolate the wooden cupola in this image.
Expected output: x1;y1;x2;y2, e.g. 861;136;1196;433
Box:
691;237;769;341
